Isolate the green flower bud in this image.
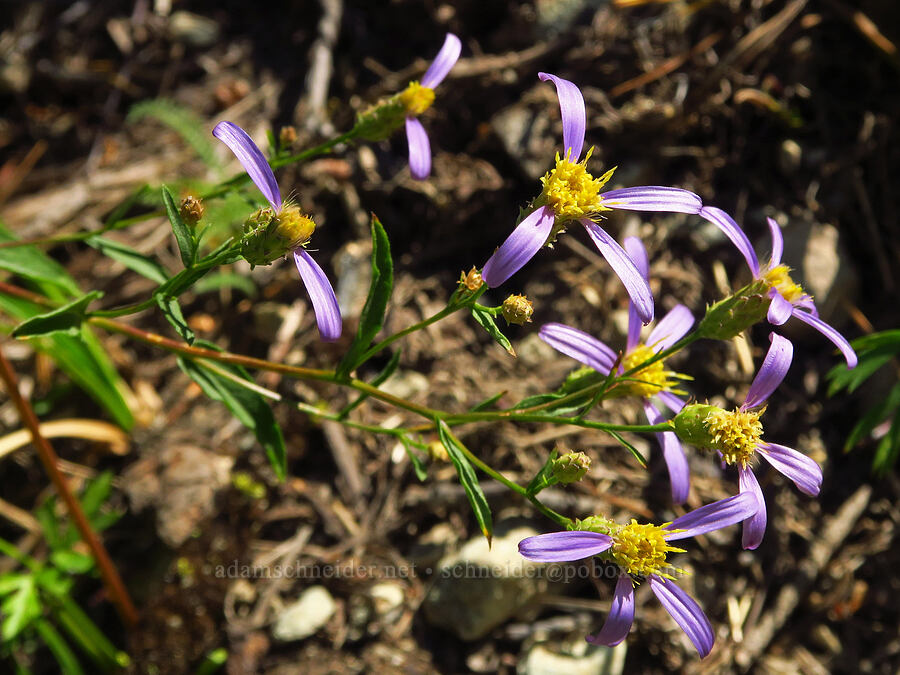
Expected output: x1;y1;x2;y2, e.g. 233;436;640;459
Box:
696;279;770;340
501;294;534;326
550;451;591;484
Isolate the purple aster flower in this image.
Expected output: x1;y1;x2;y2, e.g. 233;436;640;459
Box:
538;237;695;503
700;207;857;368
397;33;461;180
482;73;707;324
213;120;342;341
674;333;824;549
518;492;759;657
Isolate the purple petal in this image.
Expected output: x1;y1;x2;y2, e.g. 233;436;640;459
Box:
213;121;281;211
644;401;690;504
581;219;654;324
649;576;715;658
601;186;703;215
793;295;819;317
743;333;793;410
758;442;822;496
405;117;431;180
482;206;556;287
666;492;759;540
697;206;760;277
790;309;858;369
767;217;783;266
623;237;650;351
421;33;462;89
293;250;342;342
739;467;766;550
587;574;635;647
539;322;617;374
538;72;586;161
767;290;793;325
658;391;687;415
648;305;694;353
518;530;613;562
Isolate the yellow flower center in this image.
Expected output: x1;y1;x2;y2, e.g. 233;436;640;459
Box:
398;81;435;116
703;407;764;468
762;264;807;304
611;521;685;579
620;344;688;398
538;148;614;225
275;205;316;249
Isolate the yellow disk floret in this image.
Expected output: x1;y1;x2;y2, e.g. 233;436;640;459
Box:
538;148;614;223
762;264;807;304
703;407;764;468
399;81;435;116
275;205;316;249
620;344;688;398
611;521;686;579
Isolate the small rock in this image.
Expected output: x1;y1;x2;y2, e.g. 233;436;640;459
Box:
168;11;219;47
272;586;337;642
368;582;405;623
379;371;429;399
422;522;552;640
490;104;552;177
778;139;802;175
521;642;626;675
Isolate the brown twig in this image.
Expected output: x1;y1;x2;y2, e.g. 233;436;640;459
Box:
0;343;139;627
610;32;722;98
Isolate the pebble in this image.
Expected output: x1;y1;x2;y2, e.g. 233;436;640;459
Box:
272;586;337;642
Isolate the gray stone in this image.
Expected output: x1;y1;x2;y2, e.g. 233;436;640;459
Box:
168;11;220;47
521;642;626;675
272;586;336;642
422;523;549;640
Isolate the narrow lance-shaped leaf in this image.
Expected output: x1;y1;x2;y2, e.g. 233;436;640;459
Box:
177;341;287;479
438;421;493;545
162;185;197;268
471;307;515;357
156;294;195;344
338;215;394;377
12;291;103;338
526;448;559;496
399;435;428;482
87;236;169;284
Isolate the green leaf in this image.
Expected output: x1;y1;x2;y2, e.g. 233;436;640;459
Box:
399;436;428;482
162;185;197;268
79;472;114;521
0;574;29;597
50;594;130;669
128;99;220;170
193;272;257;297
49;551;94;575
177;346;287;479
34;618;86;675
873;407;900;476
1;575;39;641
470;307;515;357
437;421;493;544
0;227;81;298
337;215;394;377
525;449;559;496
469;391;506;412
12;292;103;338
156;295;195;344
86;236;168;284
844;383;900;451
608;430;647;468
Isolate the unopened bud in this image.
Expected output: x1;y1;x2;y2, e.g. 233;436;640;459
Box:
550;451;591;484
179;195;204;226
427;440;449;462
696;279;770;340
501;294;534;325
572;515;616;535
279;125;298;149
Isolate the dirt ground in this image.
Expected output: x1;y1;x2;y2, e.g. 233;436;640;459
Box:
1;0;899;673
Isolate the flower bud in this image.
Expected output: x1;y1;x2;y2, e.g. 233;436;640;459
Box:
501;294;534;325
279;125;298;149
696;279;770;340
240;205;316;267
427;440;449;462
461;267;484;292
179;195;204;227
550;451;591;484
